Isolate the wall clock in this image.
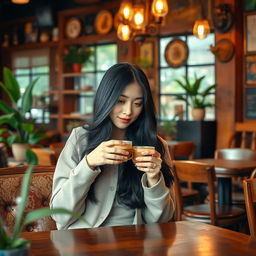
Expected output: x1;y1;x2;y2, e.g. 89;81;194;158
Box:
165;39;189;68
65;17;82;39
95;10;113;35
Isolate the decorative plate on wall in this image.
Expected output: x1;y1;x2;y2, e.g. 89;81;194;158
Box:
165;39;189;68
65;17;82;39
95;10;113;35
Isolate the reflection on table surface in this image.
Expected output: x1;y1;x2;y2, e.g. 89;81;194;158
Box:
21;221;256;256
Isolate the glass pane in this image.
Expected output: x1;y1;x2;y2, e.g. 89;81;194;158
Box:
79;73;96;90
160;95;186;120
32;66;49;74
31;56;48;67
14;57;29;68
160;36;186;67
78;96;94;114
187;33;215;65
160;67;186;94
31;75;49;96
96;44;117;71
15;68;29;75
187;65;215;91
83;46;95;72
96;72;105;87
16;76;29;94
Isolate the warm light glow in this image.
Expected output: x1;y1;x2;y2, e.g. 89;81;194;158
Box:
117;23;132;41
119;1;133;21
131;5;146;30
151;0;168;18
11;0;30;4
117;0;169;41
193;19;210;40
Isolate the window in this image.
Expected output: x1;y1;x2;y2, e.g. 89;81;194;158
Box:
12;49;50;123
159;34;215;122
78;43;117;115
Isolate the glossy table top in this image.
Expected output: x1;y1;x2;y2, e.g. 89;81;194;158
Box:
194;158;256;177
21;221;256;256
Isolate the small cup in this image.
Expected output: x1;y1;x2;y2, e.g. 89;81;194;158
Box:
117;140;133;160
133;146;155;162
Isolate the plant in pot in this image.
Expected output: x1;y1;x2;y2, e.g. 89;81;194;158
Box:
0;67;47;161
63;45;93;73
175;74;215;120
0;150;85;255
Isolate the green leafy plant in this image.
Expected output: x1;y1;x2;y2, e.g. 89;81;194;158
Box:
63;45;93;65
0;150;86;250
175;74;216;109
0;67;47;146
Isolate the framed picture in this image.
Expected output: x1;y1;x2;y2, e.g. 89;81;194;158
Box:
245;88;256;119
245;55;256;85
246;13;256;53
244;0;256;11
164;39;188;68
139;42;153;69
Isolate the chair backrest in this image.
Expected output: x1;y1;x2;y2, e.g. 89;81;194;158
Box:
31;148;57;165
215;148;256;160
243;178;256;236
170;141;195;160
0;165;56;232
49;142;65;159
173;160;217;225
229;122;256;150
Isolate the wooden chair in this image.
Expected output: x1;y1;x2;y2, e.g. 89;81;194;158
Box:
215;148;256;205
49;142;65;159
169;142;200;205
31;148;57;166
243;178;256;236
228;122;256;150
173;160;245;228
0;165;56;232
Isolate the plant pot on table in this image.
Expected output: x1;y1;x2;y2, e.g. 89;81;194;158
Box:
72;63;82;73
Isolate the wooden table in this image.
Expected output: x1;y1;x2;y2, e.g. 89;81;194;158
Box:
194;158;256;205
21;221;256;256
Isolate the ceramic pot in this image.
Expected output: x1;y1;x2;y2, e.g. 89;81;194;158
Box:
0;243;30;256
191;108;205;120
72;63;82;73
12;143;29;162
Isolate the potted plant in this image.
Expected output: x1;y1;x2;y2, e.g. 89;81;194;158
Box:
63;45;93;73
175;74;215;120
0;67;47;161
0;150;84;255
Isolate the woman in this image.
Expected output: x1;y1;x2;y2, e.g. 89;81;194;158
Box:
50;63;175;229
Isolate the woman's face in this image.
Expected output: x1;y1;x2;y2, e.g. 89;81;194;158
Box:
110;81;144;130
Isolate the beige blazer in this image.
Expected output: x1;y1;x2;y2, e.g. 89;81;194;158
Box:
50;127;175;229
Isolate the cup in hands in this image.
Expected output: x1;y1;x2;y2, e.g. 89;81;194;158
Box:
116;140;133;160
132;146;155;163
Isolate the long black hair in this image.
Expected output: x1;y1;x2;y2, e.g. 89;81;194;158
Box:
82;63;173;208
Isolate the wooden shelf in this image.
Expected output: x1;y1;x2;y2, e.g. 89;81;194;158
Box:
50;114;59;119
3;41;58;51
63;114;92;119
63;89;94;94
62;73;87;78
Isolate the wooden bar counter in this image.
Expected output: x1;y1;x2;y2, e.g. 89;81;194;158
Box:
21;221;256;255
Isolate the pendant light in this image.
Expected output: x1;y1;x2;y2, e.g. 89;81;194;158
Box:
12;0;30;4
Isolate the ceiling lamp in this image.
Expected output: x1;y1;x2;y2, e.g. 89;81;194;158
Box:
11;0;30;4
193;1;210;40
117;0;168;42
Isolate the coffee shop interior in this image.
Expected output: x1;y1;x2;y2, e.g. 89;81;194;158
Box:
1;0;256;255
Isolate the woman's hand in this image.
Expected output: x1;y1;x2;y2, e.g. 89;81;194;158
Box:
134;150;162;187
86;140;130;169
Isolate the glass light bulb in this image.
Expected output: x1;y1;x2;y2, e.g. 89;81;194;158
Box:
193;19;210;40
151;0;168;18
12;0;29;3
119;1;133;21
131;5;146;30
117;23;132;41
